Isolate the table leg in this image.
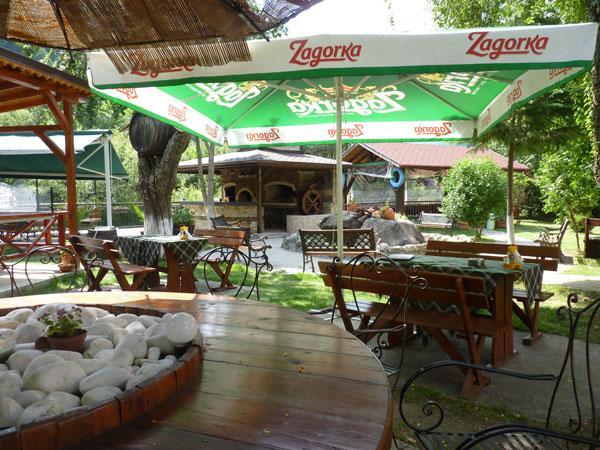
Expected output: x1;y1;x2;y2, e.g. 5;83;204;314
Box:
165;248;182;292
43;219;51;245
491;276;515;366
57;214;66;246
180;263;197;293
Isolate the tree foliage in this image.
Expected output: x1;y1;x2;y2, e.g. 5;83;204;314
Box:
441;158;506;238
536;142;600;248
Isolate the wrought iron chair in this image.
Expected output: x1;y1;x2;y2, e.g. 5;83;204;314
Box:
210;215;271;261
398;293;600;449
319;252;427;379
0;245;89;296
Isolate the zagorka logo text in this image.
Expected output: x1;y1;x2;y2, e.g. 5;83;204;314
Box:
246;128;281;143
289;39;362;67
466;31;548;59
205;124;218;139
288;90;406;117
506;80;523;106
116;88;138;100
168;104;187;122
327;123;364;138
414;122;453;137
131;66;193;78
549;67;573;80
481;109;492;128
194;83;263;109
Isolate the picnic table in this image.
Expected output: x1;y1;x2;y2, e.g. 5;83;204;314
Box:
0;211;66;259
117;235;207;293
390;254;542;366
0;291;393;450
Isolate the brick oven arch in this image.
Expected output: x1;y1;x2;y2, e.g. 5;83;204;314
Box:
236;188;255;202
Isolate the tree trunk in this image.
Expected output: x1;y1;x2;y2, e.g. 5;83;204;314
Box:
195;137;216;226
506;141;516;244
589;0;600;185
136;130;190;235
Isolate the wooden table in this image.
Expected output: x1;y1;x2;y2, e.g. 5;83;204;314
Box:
0;211;66;259
390;255;541;366
1;291;392;450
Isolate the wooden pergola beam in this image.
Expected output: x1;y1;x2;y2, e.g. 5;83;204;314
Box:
0;124;63;133
42;91;69;130
33;130;66;163
0;86;34;102
0;95;46;113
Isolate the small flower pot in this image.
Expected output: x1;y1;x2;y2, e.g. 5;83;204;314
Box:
58;251;76;273
382;207;395;220
35;330;87;352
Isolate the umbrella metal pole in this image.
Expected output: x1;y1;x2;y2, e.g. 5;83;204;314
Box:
335;77;344;259
103;135;113;228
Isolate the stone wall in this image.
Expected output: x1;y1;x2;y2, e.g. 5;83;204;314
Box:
183;202;259;232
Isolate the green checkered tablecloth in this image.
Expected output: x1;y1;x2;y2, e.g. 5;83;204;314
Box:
116;235;207;266
389;254;542;303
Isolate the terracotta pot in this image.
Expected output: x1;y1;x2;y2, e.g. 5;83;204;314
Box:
58;251;76;273
35;330;87;352
382;207;395;220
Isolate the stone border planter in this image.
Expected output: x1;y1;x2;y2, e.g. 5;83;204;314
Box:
0;303;202;450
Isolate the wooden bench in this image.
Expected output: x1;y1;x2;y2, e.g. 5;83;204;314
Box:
426;240;560;345
319;256;500;397
535;218;569;260
299;228;376;273
417;212;454;234
70;235;157;291
399;294;600;449
584;217;600;258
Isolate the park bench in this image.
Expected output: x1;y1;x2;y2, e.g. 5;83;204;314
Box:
534;218;569;260
299;228;376;272
426;240;560;345
416;212;455;234
398;293;600;449
584;217;600;258
70;235;157;291
319;254;501;397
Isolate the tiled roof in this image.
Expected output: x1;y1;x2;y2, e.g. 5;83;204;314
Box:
344;142;529;171
179;148;349;172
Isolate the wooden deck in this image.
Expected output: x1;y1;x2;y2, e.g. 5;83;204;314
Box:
1;291;392;450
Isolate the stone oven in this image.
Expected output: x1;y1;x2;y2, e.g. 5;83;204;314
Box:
178;148;349;232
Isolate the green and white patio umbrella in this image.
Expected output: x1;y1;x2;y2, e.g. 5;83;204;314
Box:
87;23;598;254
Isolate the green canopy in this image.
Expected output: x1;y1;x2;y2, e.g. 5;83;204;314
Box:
0;130;128;180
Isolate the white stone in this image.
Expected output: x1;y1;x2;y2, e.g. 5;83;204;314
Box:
83;338;114;358
0;329;16;362
15;323;42;344
81;386;121;406
74;358;110;375
87;322;116;338
115;334;147;359
95;349;114;361
0;371;22;397
0;318;22;329
116;313;138;325
0;363;7;371
46;350;83;361
23;361;86;394
86;307;110;318
79;367;131;393
145;322;166;338
146;333;175;355
161;313;173;322
79;308;96;328
147;347;160;361
15;343;36;351
138;315;159;328
22;354;63;380
96;315;127;328
6;308;34;323
84;334;105;348
46;391;80;410
31;304;59;321
138;362;168;377
17;399;65;426
10;389;46;408
109;328;127;346
125;321;146;335
108;349;134;369
166;312;198;344
7;350;43;375
0;397;23;428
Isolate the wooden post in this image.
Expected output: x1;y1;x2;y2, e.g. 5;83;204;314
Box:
63;101;78;235
57;213;66;246
395;182;405;214
257;167;263;233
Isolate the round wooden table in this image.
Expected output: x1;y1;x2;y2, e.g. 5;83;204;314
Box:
1;292;393;450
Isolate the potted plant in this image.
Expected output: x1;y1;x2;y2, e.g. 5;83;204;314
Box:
172;206;196;235
35;306;87;352
380;202;395;220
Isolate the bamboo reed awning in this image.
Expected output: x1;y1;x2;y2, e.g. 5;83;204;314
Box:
0;0;322;73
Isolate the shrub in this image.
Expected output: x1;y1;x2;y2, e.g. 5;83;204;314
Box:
441;158;506;238
172;206;195;227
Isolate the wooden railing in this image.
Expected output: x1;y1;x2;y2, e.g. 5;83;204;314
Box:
351;201;442;216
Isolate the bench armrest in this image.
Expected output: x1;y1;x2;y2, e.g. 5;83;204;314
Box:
399;360;555;434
